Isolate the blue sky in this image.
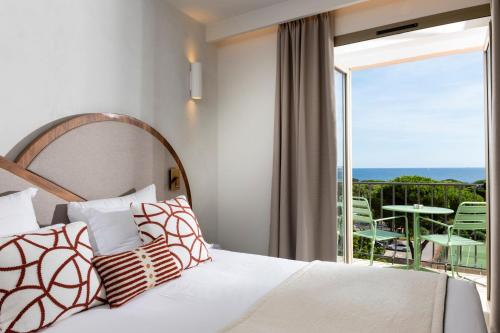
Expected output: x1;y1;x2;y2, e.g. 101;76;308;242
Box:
351;51;485;168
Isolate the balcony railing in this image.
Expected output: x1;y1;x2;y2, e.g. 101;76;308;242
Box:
352;181;487;272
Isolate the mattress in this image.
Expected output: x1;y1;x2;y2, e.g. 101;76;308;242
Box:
43;249;487;333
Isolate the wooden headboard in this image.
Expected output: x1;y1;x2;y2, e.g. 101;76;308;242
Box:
0;113;190;226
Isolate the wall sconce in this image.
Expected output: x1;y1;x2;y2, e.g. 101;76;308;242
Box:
169;167;181;191
190;62;202;100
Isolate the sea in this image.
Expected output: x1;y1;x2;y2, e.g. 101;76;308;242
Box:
352;168;485;183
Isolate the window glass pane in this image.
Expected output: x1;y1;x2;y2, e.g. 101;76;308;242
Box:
335;70;345;260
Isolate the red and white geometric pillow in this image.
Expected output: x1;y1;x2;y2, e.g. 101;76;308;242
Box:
130;196;211;270
0;222;106;333
92;236;181;308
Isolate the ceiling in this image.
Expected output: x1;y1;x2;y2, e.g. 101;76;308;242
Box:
335;17;490;70
165;0;288;24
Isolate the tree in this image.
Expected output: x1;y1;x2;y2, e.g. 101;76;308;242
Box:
352;176;485;260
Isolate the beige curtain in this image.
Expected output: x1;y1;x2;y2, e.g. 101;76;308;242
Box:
269;13;337;261
491;2;500;332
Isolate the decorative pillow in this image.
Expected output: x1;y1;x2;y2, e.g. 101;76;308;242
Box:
131;196;211;270
84;208;142;256
67;184;157;223
92;236;181;308
0;188;39;237
0;222;106;333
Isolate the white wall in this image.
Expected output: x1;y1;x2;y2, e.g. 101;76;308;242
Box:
215;0;489;255
0;0;218;242
217;28;277;254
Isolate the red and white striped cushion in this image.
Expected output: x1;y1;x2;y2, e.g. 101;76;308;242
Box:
92;237;181;307
131;196;211;270
0;222;106;333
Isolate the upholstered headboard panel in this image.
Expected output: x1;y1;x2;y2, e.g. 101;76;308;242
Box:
0;157;76;226
15;113;190;203
0;113;190;227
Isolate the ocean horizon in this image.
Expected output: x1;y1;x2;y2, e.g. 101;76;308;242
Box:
352;167;485;183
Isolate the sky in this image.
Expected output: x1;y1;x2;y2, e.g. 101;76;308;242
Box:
349;51;485;168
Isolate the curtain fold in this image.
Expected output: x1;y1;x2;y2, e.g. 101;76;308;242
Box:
269;13;337;261
491;1;500;332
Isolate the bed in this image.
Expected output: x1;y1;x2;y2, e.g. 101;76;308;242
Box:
36;249;484;333
0;113;488;333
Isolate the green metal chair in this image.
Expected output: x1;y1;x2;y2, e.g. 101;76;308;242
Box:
420;202;486;279
352;197;410;266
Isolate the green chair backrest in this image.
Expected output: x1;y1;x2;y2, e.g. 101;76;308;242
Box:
352;196;373;225
453;202;487;231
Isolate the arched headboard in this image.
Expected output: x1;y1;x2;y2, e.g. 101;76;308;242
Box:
14;113;191;205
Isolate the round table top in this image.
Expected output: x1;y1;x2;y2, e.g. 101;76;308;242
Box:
382;205;454;215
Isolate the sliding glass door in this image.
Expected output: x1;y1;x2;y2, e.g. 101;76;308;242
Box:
484;23;492;299
335;68;352;263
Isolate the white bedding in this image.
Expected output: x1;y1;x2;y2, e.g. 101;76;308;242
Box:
43;249;486;333
44;249;305;333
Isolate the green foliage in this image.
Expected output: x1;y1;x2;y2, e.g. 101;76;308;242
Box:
353;176;484;221
352;176;486;262
353;236;384;259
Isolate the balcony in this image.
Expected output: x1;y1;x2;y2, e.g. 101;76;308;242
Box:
352;179;486;269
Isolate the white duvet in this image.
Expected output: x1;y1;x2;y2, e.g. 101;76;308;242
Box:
43;249;486;333
44;249;305;333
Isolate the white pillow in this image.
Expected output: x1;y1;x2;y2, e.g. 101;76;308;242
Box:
85;208;142;255
67;184;157;223
0;188;39;236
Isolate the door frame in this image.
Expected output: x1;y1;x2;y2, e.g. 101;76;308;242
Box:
335;65;353;264
335;6;492;269
484;22;492;300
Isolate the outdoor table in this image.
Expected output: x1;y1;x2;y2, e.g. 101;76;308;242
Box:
382;205;454;270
